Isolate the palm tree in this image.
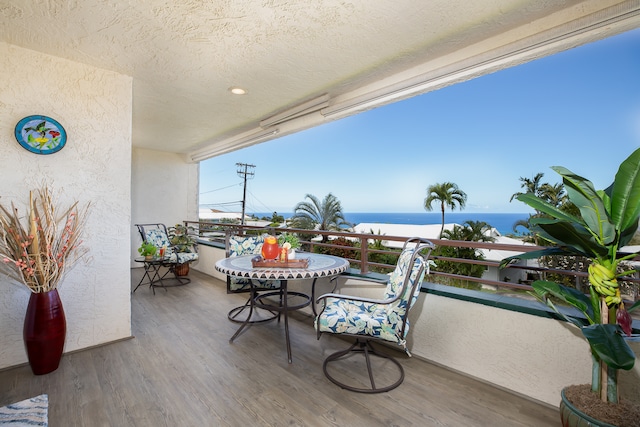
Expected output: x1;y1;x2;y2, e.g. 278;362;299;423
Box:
510;172;545;202
291;193;350;242
424;182;467;238
510;174;578;243
512;218;534;241
461;220;495;242
539;183;580;216
437;221;494;281
440;221;495;244
538;182;566;208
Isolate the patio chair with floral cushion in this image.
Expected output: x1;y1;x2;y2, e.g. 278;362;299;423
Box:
225;230;282;340
315;237;434;393
135;223;198;286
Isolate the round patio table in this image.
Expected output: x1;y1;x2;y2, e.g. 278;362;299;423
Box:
215;252;349;363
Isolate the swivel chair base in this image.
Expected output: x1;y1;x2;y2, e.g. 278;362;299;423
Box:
323;338;404;393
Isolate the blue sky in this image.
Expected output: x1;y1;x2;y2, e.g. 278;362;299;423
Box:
200;28;640;215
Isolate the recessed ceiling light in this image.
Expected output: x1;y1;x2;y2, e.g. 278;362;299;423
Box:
229;87;247;95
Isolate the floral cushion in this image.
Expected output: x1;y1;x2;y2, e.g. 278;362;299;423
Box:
227;234;280;292
167;252;199;264
146;228;171;248
144;228;198;264
315;247;426;349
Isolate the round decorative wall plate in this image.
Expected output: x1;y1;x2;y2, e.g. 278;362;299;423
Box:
15;115;67;155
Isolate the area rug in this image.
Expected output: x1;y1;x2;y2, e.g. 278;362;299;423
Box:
0;394;48;426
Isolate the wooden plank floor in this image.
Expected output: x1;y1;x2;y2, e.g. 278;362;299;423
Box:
0;269;559;426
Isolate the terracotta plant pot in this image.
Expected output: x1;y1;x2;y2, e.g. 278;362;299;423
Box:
23;289;66;375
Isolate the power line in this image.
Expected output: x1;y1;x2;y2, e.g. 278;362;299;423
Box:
200;182;242;195
202;201;243;207
246;189;276;214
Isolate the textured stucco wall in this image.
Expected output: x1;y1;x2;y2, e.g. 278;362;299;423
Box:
410;293;640;406
130;148;199;267
0;42;133;369
192;244;226;280
409;293;591;406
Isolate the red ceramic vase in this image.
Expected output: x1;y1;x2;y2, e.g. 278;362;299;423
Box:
23;289;66;375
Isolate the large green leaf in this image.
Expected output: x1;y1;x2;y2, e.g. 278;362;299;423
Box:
597;189;612;217
499;247;576;269
582;324;636;370
611;147;640;232
619;217;639;248
553;166;616;246
531;280;594;322
516;193;582;224
528;217;590;250
530;219;608;258
588;285;601;326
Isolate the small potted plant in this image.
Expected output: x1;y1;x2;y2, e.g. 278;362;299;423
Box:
168;224;197;275
501;147;640;426
138;242;157;260
278;233;301;259
168;224;197;253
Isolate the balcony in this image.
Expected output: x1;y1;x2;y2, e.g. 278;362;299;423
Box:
1;223;638;425
191;223;640;406
0;268;560;426
2;4;639;424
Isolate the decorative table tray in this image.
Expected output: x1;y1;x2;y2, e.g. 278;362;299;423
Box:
251;258;309;268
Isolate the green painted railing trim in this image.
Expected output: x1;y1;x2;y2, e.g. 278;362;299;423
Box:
341;268;389;283
196;238;224;250
420;282;553;317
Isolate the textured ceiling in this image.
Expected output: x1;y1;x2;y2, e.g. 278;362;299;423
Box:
0;0;637;158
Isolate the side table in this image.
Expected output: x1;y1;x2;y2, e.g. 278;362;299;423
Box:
133;257;190;294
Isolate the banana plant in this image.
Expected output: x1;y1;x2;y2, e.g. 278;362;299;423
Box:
501;147;640;405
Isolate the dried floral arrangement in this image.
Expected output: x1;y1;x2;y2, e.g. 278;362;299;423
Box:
0;185;90;293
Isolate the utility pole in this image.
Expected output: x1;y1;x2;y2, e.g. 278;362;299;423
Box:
236;163;255;225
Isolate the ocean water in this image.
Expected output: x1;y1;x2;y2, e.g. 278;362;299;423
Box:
253;212;530;236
